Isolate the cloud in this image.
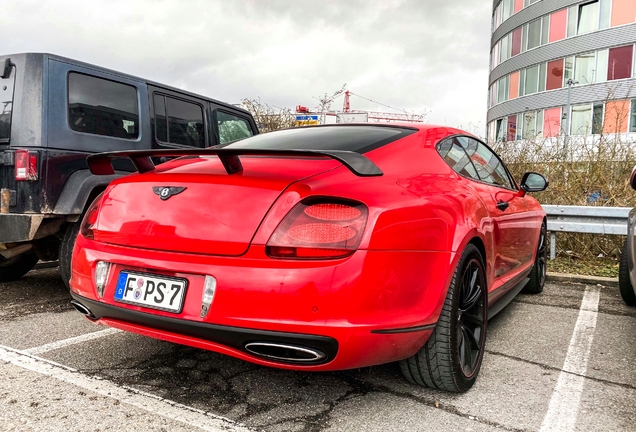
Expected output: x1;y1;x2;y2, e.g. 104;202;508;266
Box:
1;0;492;133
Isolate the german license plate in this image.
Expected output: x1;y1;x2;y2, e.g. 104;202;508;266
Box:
114;271;187;313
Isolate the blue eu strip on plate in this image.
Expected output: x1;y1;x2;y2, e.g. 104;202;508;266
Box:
114;272;129;300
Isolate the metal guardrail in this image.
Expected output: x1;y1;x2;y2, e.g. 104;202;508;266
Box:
543;205;631;259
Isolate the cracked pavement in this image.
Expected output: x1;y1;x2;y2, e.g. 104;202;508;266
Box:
1;267;635;431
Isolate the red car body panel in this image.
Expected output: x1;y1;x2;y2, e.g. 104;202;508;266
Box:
69;123;545;371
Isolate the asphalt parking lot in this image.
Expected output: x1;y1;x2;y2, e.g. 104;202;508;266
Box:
0;267;635;432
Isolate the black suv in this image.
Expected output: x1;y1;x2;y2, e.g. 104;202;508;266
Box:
0;53;259;286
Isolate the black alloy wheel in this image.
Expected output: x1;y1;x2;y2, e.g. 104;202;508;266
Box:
400;244;487;392
524;221;547;294
457;258;486;378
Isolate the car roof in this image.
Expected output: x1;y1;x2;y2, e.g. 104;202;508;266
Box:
4;52;252;117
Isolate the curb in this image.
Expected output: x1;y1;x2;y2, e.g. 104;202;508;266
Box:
547;272;618;287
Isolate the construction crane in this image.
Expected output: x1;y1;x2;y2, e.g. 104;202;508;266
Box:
296;90;426;123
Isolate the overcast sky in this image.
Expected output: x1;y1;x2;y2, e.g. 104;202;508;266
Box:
2;0;492;134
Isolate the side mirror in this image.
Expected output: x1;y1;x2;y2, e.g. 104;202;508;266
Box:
520;172;548;193
630;165;636;191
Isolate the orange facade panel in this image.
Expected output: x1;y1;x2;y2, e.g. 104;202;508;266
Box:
543;107;561;138
549;9;567;42
611;0;636;27
603;100;630;133
509;71;520;99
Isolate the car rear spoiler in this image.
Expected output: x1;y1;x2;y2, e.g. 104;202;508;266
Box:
87;148;383;177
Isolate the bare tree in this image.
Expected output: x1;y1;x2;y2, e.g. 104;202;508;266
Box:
241;98;296;133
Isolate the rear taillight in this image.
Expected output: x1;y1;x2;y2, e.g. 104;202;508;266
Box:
15;150;38;181
267;200;368;259
80;193;105;240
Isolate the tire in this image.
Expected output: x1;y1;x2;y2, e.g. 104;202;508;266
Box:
0;252;39;282
400;244;487;393
59;221;80;289
619;239;636;307
524;221;547;294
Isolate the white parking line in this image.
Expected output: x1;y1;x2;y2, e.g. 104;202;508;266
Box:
0;345;253;432
23;328;121;355
540;285;601;432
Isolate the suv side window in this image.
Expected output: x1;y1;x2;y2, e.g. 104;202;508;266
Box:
458;137;514;189
215;110;253;145
154;94;205;148
68;73;139;140
437;137;480;180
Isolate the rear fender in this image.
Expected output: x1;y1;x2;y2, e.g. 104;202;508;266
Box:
52;170;125;216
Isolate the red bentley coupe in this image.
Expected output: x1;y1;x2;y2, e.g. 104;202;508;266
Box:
69;124;548;392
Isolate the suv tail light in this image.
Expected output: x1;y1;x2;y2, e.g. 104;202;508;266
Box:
80;193;105;240
267;199;368;259
15;150;38;181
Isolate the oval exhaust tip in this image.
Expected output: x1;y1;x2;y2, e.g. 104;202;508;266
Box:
71;300;95;318
245;342;326;363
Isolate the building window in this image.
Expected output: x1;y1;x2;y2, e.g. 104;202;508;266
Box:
497;76;510;103
611;0;636;27
574;52;596;84
569;103;604;135
502;0;513;22
509;71;520;99
68;73;139;140
525;18;542;50
547;59;564;90
523;110;543;138
496;118;506;141
524;0;541;6
592;103;604;134
549;9;568;42
604;100;630;133
511;27;522;57
543;107;561;138
493;3;502;30
596;49;609;83
578;1;601;34
500;33;511;63
568;0;611;36
630;100;636;132
507;115;517;141
608;45;633;80
524;65;538;95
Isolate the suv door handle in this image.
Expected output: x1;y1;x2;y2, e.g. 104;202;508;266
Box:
497;200;510;211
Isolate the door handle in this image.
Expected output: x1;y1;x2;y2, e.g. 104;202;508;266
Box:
497;200;509;211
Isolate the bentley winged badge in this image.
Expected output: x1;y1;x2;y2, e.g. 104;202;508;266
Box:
152;186;187;200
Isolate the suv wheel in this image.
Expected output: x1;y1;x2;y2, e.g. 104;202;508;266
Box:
619;239;636;306
59;222;80;289
0;253;39;282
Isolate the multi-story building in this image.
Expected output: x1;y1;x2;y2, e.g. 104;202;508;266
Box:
487;0;636;143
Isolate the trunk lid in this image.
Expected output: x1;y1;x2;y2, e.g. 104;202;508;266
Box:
94;156;339;256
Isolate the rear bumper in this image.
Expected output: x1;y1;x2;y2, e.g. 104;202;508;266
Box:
0;213;44;242
70;235;455;370
71;292;339;365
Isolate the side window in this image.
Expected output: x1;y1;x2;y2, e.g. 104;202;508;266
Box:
459;137;514;189
215;111;253;145
437;137;480;181
154;94;205;148
68;73;139;140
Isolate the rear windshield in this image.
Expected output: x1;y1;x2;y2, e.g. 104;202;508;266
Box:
225;125;415;154
0;61;15;143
